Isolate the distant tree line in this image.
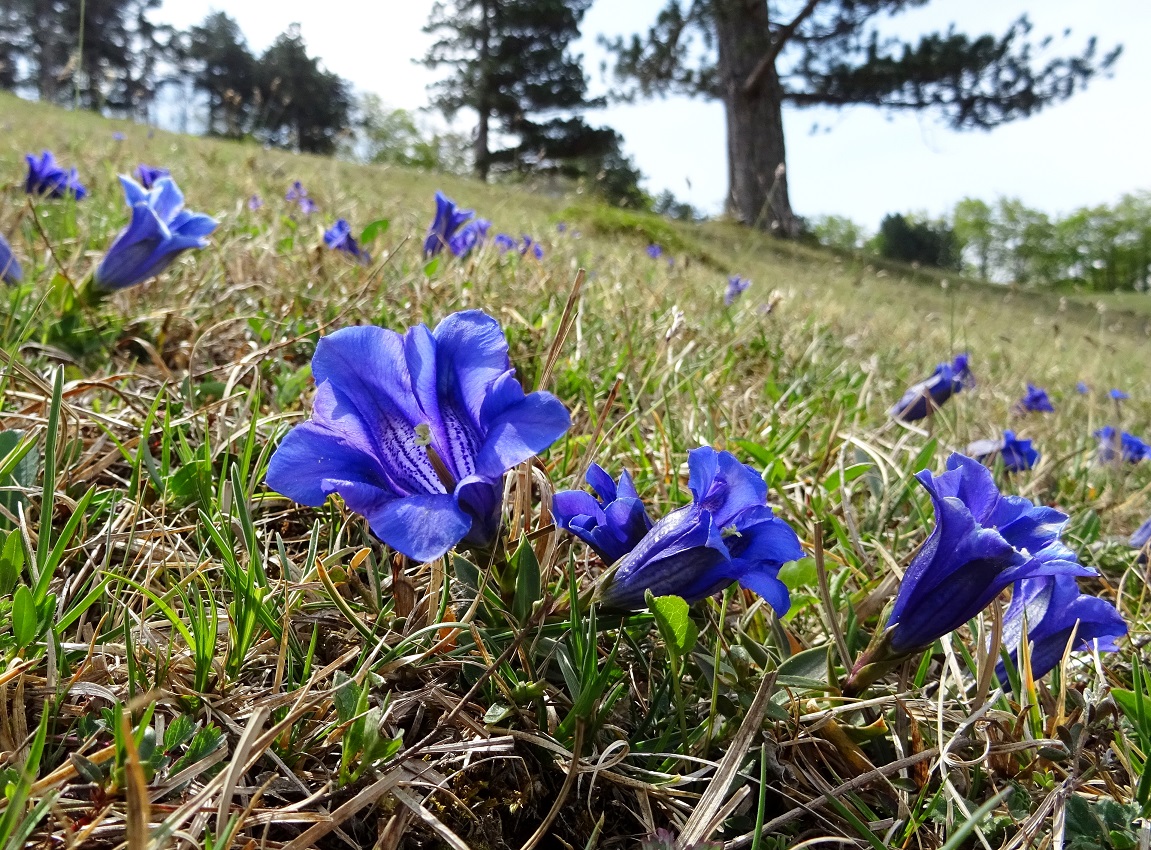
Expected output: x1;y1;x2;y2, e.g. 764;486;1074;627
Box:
0;0;657;209
810;192;1151;292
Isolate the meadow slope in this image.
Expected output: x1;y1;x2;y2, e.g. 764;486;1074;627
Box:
0;92;1149;849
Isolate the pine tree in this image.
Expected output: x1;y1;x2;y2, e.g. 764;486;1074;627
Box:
185;12;257;138
605;0;1120;235
422;0;615;182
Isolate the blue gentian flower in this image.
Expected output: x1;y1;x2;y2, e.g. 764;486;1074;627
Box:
970;432;1039;472
424;192;474;257
593;447;804;613
248;195;263;211
1131;517;1151;549
520;236;543;259
494;233;517;253
265;310;572;563
997;574;1126;685
889;354;974;422
135;164;170;189
1076;382;1090;395
93;176;217;292
553;465;654;566
1017;384;1054;414
24;151;87;199
1095;427;1149;464
1110;389;1129;401
556;222;567;233
1000;431;1039;472
323;219;370;264
449;219;490;258
0;232;22;286
724;276;750;306
112;132;126;142
646;244;662;260
886;454;1095;655
286;182;317;214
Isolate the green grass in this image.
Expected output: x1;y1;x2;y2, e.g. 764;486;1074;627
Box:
0;90;1149;849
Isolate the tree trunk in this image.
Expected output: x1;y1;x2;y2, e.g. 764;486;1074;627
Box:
474;0;492;181
713;0;799;236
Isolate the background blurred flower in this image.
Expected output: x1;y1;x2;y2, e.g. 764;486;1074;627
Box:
247;194;263;211
134;164;170;189
554;465;653;565
0;232;22;285
24;150;86;199
594;447;803;613
998;574;1126;685
93;175;217;292
449;218;490;257
646;244;662;259
424;191;474;257
724;275;750;306
1110;388;1129;400
889;354;973;422
1017;384;1054;413
969;431;1039;472
1076;381;1090;394
286;181;317;214
885;453;1094;655
323;219;370;264
266;310;571;562
1095;426;1149;464
1131;517;1151;549
494;233;517;253
520;235;544;259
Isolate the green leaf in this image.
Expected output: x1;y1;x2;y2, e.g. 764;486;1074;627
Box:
510;536;541;624
12;584;38;648
359;219;390;244
773;644;828;686
778;557;818;590
423;256;441;277
646;592;698;659
0;530;24;595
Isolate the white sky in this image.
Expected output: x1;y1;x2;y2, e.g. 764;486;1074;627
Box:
154;0;1151;228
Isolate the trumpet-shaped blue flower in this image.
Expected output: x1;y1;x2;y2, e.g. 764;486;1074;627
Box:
646;244;662;260
248;195;263;211
1095;426;1149;464
553;466;654;566
886;454;1095;655
1131;516;1151;549
24;151;87;199
93;176;217;292
997;574;1126;685
424;192;475;257
1017;384;1054;413
520;235;544;259
323;219;370;264
1076;381;1090;395
889;354;973;422
592;447;804;613
968;432;1039;473
725;276;750;306
135;164;170;189
494;233;517;253
1110;388;1129;401
1000;431;1039;472
448;218;490;258
265;310;571;563
0;232;21;286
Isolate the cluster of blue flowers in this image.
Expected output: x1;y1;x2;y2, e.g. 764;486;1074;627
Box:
1;150;218;295
25;150;87;199
1095;426;1150;464
286;181;318;215
845;454;1126;692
